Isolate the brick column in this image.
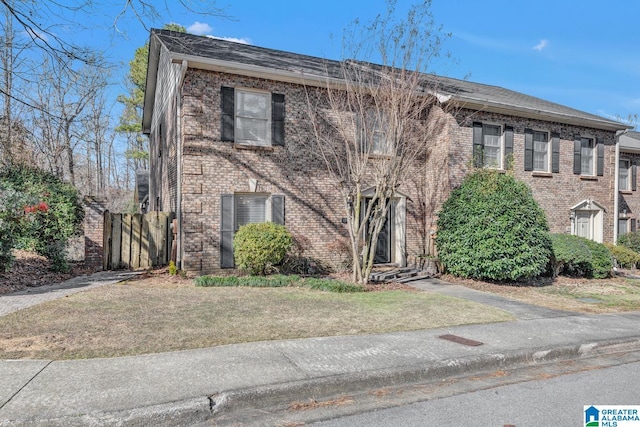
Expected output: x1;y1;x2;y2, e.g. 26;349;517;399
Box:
84;197;107;270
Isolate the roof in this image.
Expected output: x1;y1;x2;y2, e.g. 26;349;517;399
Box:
143;29;630;134
620;130;640;153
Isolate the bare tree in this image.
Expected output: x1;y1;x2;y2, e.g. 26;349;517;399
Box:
305;0;452;284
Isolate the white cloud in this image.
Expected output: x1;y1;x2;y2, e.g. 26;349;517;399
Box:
207;35;251;45
187;22;213;35
533;39;549;51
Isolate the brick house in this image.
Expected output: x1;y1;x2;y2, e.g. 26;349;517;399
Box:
142;29;632;274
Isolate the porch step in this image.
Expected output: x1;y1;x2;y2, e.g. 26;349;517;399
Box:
370;268;432;283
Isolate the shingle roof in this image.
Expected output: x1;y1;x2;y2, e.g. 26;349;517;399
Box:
145;29;629;132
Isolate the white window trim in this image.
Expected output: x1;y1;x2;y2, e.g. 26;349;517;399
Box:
619;158;631;191
235;88;272;147
580;136;596;176
483;123;504;170
234;193;272;231
532;130;551;172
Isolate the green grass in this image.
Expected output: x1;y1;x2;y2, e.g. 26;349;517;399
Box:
194;274;364;292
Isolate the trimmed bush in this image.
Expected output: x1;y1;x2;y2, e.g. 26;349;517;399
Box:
618;231;640;253
549;234;612;278
300;278;364;293
194;274;299;287
605;243;640;269
233;222;292;275
435;170;552;281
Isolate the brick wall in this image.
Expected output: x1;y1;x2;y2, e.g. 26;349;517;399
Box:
84;196;107;270
426;108;619;242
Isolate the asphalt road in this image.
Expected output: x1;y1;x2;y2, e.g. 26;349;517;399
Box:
309;361;640;427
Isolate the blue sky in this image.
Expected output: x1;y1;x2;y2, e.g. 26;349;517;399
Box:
71;0;640;125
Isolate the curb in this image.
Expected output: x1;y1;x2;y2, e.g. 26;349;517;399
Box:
3;337;640;426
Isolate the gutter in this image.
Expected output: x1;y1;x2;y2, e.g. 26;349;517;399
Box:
175;60;188;269
614;129;630;244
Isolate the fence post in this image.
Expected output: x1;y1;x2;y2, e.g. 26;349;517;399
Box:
83;197;108;271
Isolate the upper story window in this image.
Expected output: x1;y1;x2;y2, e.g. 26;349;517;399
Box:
580;138;594;175
360;112;392;156
573;136;603;177
533;131;549;172
482;124;502;168
620;159;631;191
221;86;285;147
236;90;271;146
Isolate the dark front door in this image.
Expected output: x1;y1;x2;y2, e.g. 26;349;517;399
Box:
374;210;391;264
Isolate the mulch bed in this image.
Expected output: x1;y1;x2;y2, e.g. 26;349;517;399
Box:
0;250;94;295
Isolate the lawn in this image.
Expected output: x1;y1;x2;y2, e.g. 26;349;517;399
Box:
445;274;640;313
0;275;513;360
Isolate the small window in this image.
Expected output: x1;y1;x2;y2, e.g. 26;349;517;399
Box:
361;112;392;155
620;159;631;191
580;137;595;175
235;89;271;146
619;218;629;236
483;124;502;169
235;194;268;230
533;131;549;172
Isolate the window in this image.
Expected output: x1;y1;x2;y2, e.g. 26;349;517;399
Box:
580;138;594;175
619;159;631;191
533;131;549;172
220;193;285;268
235;194;268;230
235;90;270;146
220;86;285;147
482;124;502;168
360;112;392;155
619;218;629;236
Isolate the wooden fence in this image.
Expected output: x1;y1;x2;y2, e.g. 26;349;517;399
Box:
103;211;175;270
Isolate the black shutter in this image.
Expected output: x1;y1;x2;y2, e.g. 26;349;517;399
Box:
220;194;235;268
221;86;235;142
596;138;604;176
632;219;637;233
272;93;285;146
633;161;637;191
504;125;513;165
271;195;285;225
551;133;560;173
472;122;483;168
573;137;582;175
524;128;534;171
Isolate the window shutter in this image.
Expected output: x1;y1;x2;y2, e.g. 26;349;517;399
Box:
504;125;513;163
632;219;637;233
551;133;560;173
220;194;235;268
524;128;534;171
573;137;582;175
596;138;604;176
221;87;235;142
271;195;285;225
472;122;483;168
272;93;285;146
633;161;638;191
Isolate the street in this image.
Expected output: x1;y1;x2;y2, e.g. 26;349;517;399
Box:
309;360;640;427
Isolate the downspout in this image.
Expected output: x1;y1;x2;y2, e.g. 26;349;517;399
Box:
176;60;188;269
613;129;629;244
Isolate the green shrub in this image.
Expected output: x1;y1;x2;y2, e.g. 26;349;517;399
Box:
618;231;640;253
584;239;613;279
549;234;612;278
549;234;592;277
435;170;552;281
300;278;364;293
605;243;640;269
233;222;292;275
0;165;83;272
0;187;36;271
194;274;300;288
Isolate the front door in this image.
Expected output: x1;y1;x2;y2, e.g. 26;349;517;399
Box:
374;209;391;264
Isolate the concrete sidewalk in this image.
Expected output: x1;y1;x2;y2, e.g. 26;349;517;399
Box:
1;276;640;426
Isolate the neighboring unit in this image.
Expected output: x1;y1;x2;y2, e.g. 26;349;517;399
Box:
142;29;631;274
